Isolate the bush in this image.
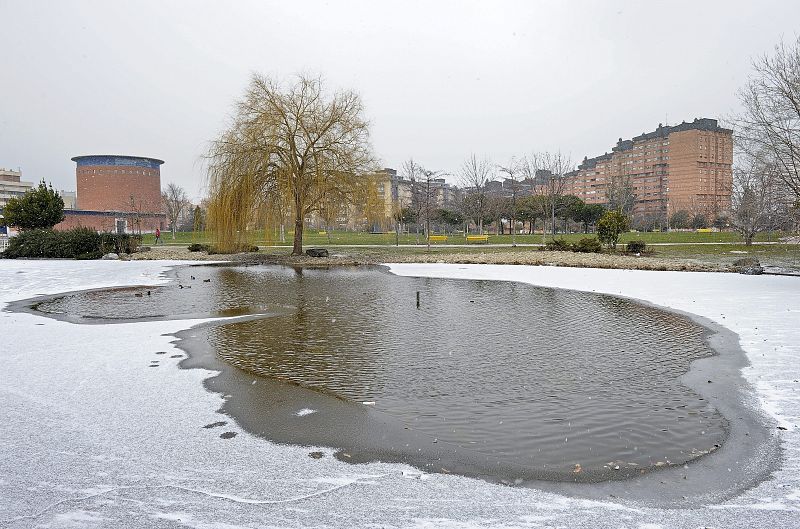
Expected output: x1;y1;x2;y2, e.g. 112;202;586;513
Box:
669;210;690;229
188;243;211;252
626;239;647;253
207;244;259;255
597;211;630;249
543;238;571;251
100;232;141;254
2;228;141;259
573;237;603;253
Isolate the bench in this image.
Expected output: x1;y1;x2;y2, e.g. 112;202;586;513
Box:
318;230;327;235
428;235;448;243
466;235;490;243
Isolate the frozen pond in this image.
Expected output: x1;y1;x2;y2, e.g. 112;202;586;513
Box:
34;264;727;481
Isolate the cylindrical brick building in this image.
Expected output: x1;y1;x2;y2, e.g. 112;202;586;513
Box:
56;155;166;233
73;155;164;212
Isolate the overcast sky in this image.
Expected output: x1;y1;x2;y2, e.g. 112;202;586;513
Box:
1;0;799;201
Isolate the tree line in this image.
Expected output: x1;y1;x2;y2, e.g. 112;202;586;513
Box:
202;35;800;254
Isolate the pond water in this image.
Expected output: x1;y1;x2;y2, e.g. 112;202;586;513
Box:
35;264;726;480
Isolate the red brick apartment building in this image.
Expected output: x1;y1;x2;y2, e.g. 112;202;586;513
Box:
564;118;733;222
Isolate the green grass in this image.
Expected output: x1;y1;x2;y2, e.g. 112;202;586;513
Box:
652;242;800;264
139;229;798;271
141;229;792;247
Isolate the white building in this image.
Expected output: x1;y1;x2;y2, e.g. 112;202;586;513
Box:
0;168;34;209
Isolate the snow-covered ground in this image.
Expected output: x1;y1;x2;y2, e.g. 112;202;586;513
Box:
1;260;798;528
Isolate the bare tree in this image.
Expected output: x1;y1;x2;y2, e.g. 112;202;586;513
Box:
402;159;434;245
498;158;522;247
459;154;493;234
419;167;446;250
162;182;189;239
605;172;636;215
734;36;800;200
121;194;160;236
206;73;375;254
522;151;573;242
731;148;785;245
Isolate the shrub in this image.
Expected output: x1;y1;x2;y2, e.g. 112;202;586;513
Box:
188;243;211;252
543;238;571;251
573;237;603;253
626;239;647;253
3;229;62;258
669;210;690;229
100;232;141;254
207;244;259;255
2;228;141;259
65;227;104;257
597;211;630;249
691;213;709;230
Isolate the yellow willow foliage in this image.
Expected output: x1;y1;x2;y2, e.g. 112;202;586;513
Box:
205;73;376;255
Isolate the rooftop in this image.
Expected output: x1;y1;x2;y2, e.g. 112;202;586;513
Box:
71;155;165;168
578;118;731;170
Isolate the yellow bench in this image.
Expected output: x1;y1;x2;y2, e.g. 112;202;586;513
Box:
428;235;448;243
466;235;490;243
318;230;327;235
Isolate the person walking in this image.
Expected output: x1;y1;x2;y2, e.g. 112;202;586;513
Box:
154;227;161;245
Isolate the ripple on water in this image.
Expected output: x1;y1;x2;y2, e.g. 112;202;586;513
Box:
37;265;727;479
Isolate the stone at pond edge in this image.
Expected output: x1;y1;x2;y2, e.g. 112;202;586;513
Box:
101;253;119;260
733;257;764;275
739;266;764;275
733;257;760;267
306;248;329;258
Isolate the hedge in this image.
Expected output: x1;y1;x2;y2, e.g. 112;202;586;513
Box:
2;228;141;259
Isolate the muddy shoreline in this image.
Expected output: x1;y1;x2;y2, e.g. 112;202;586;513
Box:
7;262;780;508
132;245;733;272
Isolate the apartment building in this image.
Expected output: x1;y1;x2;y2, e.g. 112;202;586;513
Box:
564;118;733;221
0;168;34;209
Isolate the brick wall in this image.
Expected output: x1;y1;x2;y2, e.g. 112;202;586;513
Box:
55;210;165;233
77;165;162;214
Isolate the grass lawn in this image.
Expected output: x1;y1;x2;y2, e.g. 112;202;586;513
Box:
651;242;800;266
142;229;792;247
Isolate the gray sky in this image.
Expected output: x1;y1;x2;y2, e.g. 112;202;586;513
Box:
1;0;799;201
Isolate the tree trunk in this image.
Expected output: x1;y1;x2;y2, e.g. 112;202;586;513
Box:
426;217;431;251
292;214;304;255
511;216;516;246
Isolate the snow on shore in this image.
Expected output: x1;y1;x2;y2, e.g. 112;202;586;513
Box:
0;259;798;528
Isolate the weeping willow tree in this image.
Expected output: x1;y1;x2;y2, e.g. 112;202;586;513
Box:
206;73;375;254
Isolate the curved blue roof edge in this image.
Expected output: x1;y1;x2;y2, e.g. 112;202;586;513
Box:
71;155;165;169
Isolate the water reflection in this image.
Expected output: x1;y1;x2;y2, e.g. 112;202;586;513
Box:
35;264;726;476
206;266;725;473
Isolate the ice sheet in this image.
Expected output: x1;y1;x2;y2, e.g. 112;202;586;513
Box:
0;259;797;528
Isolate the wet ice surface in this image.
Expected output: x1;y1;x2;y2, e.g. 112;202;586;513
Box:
39;265;726;479
1;260;799;528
